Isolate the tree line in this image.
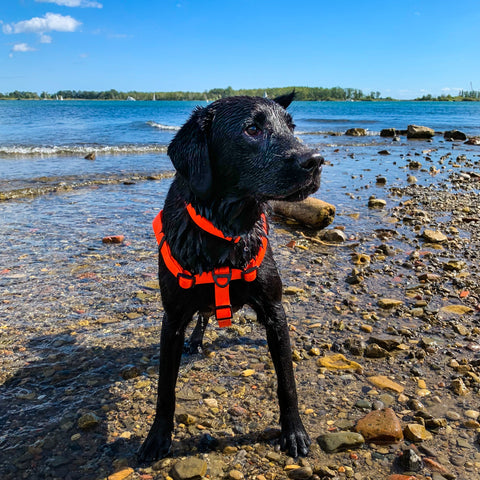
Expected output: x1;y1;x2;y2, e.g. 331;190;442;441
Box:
1;87;479;101
0;87;386;101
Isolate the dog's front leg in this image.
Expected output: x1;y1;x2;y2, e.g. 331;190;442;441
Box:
138;313;186;462
261;303;311;457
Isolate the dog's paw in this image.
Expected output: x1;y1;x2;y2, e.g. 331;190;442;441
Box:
280;420;311;458
137;431;172;463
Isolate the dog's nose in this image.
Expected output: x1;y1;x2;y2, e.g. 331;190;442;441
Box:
299;152;324;170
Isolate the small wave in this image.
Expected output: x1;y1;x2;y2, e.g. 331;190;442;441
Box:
0;144;168;157
146;121;181;131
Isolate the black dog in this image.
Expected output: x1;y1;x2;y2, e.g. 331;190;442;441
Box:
138;92;323;461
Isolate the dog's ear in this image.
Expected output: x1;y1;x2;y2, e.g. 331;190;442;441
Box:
167;106;213;200
274;90;295;109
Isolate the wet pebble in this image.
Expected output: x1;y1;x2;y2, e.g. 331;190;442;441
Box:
77;412;100;430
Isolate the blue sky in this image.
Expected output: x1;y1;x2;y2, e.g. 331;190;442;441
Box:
1;0;479;99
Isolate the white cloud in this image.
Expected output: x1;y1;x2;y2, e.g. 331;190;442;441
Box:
9;42;37;56
2;13;82;35
40;34;52;43
35;0;102;7
12;43;36;52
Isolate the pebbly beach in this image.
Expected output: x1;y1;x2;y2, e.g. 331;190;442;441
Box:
1;100;480;480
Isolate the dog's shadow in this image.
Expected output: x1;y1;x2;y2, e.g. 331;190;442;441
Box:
0;329;277;479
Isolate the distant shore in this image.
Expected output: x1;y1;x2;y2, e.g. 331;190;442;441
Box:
1;85;479;102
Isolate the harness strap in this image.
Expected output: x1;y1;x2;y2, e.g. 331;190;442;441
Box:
152;206;268;328
186;203;241;244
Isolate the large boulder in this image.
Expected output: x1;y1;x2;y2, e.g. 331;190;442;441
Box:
270;197;335;229
345;127;367;136
407;124;434;139
444;130;467;141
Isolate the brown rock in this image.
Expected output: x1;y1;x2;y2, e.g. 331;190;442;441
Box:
378;298;404;309
84;152;96;160
171;457;208;480
422;229;447;243
423;457;455;478
355;408;403;444
270;197;335;228
367;375;405;393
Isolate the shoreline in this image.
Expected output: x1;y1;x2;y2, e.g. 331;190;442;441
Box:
1;131;479;479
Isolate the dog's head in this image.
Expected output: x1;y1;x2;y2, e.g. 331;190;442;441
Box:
167;92;323;202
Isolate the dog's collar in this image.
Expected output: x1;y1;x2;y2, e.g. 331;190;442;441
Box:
152;208;268;328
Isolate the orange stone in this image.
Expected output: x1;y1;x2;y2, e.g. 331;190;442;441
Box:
102;235;125;244
354;408;404;444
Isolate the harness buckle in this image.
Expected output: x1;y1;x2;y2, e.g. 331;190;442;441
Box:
212;267;232;288
242;265;258;282
177;272;196;289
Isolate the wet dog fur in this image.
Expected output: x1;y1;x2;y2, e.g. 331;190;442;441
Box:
138;92;323;461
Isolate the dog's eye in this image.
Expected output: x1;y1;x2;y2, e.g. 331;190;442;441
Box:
245;125;262;137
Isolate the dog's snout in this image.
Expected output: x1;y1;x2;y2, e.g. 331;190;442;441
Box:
300;152;324;171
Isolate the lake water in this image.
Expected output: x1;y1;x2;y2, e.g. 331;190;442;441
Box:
0;99;479;194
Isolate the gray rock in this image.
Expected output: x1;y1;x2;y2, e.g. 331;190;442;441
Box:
319;228;347;243
397;448;423;472
317;431;364;453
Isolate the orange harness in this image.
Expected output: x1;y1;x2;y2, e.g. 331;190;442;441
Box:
152;204;268;327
